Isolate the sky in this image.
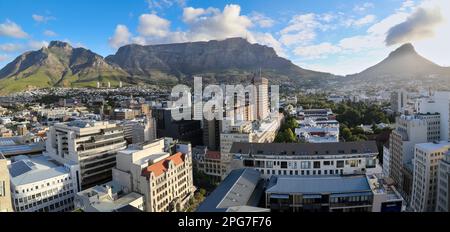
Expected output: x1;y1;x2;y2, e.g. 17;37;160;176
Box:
0;0;449;75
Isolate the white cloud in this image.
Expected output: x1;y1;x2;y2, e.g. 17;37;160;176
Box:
109;24;132;48
293;43;342;59
344;15;376;27
249;32;286;57
250;12;275;28
385;5;444;45
28;40;49;50
137;13;171;37
0;43;24;53
43;30;57;37
279;13;334;46
32;14;55;23
0;20;28;38
353;2;375;12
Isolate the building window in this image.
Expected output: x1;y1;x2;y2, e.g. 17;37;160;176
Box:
313;161;320;169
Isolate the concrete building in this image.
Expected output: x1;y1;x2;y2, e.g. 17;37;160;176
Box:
230;141;379;180
220;115;283;177
192;146;222;179
416;91;450;141
197;168;267;212
203;118;221;151
411;141;450;212
112;108;135;120
45;120;127;189
391;90;408;114
8;155;79;212
74;181;144;212
389;114;440;201
17;124;28;136
111;138;195;212
0;153;13;212
436;150;450;212
121;117;156;145
252;76;269;121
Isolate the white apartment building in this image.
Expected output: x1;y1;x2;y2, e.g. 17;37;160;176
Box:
220;115;283;177
111;138;195;212
8;155;78;212
45;120;127;189
230;141;379;180
411;141;450;212
416;91;450;141
436;150;450;212
389;114;440;199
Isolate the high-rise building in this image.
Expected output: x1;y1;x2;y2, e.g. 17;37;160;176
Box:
45;120;127;189
9;155;78;212
252;76;269;120
112;138;195;212
391;90;408;114
416;91;450;141
0;153;13;212
389;114;440;201
153;105;203;146
436;150;450;212
383;144;391;177
203;118;221;151
411;141;450;212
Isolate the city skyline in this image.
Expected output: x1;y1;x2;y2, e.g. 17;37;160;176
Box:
0;0;449;75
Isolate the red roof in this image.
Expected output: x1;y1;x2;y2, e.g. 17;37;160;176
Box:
205;151;221;160
142;152;185;178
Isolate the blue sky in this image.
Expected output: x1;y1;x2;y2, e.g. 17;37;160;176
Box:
0;0;449;75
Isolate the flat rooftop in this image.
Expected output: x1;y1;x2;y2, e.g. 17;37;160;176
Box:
197;168;263;212
266;175;372;195
9;155;69;186
230;141;378;156
415;141;450;152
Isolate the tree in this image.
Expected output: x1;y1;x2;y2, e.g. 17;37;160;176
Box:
341;127;352;141
285;128;297;143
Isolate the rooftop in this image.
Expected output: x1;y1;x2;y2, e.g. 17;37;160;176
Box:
415;141;450;152
141;152;185;178
230;141;378;156
266;175;372;195
197;168;263;212
9;155;70;186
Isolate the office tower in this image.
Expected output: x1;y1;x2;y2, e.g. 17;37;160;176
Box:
45;120;127;189
416;91;450;141
391;90;407;114
153;105;202;146
389;114;440;201
252;76;269;120
411;141;450;212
